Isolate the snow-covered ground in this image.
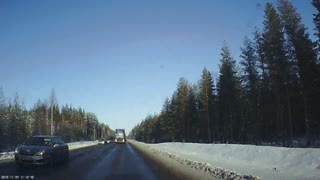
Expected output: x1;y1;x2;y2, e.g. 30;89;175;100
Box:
0;140;99;161
66;140;99;150
146;142;320;180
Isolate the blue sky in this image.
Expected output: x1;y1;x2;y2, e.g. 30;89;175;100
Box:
0;0;316;133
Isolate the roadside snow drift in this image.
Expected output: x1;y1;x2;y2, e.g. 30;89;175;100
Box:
66;140;99;150
130;140;260;180
145;142;320;180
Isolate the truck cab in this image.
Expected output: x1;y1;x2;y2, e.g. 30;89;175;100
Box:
115;129;126;144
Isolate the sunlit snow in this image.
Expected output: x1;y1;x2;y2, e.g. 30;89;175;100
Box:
147;142;320;180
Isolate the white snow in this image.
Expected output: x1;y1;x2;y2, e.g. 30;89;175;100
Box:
67;140;99;150
0;140;99;161
0;152;15;161
147;142;320;180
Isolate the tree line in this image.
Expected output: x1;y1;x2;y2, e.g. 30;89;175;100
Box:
128;0;320;146
0;88;113;151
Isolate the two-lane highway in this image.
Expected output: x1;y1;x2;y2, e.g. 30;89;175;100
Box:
0;143;178;180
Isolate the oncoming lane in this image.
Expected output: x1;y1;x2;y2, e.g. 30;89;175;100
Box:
0;143;176;180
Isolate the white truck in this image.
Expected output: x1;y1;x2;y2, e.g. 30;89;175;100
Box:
115;129;126;144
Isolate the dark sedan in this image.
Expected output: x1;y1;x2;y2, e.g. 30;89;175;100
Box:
106;136;115;144
15;135;69;168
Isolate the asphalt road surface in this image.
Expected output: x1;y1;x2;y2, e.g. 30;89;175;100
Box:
0;143;179;180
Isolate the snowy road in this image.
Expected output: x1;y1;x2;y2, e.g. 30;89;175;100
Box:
0;143;181;180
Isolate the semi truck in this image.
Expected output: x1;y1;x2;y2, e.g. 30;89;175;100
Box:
115;129;126;144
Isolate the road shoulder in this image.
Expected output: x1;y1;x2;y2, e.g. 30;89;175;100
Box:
129;140;219;180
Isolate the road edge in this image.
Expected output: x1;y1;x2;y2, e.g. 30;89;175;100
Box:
129;140;262;180
129;140;219;180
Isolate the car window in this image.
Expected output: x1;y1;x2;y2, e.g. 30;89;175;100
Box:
53;138;60;145
58;138;65;144
25;137;52;146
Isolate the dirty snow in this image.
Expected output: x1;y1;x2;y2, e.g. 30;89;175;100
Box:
147;142;320;180
130;140;260;180
0;140;99;161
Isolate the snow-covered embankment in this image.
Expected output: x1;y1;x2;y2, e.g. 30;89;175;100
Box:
129;140;261;180
144;142;320;180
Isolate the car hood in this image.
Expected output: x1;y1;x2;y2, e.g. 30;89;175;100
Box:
18;145;52;154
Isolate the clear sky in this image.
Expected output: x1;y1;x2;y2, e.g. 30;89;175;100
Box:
0;0;316;133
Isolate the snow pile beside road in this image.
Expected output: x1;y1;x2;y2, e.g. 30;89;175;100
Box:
148;142;320;180
0;140;99;161
142;143;260;180
67;140;99;150
0;152;15;161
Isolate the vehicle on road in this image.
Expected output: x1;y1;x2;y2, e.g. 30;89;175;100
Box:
106;136;115;143
115;129;126;144
98;138;106;145
14;135;69;168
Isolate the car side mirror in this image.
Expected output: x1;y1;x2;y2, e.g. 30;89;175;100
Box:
53;144;59;148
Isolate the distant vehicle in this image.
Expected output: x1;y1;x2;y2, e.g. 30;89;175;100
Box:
106;136;115;143
15;135;69;168
115;129;126;144
98;138;106;145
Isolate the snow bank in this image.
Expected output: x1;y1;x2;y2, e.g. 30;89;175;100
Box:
0;140;99;161
0;152;15;161
148;142;320;180
67;140;99;150
138;142;260;180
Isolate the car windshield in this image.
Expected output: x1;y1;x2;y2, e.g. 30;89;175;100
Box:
109;136;115;140
25;137;52;146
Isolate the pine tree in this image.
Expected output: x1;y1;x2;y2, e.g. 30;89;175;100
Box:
53;105;60;135
262;3;291;143
0;87;5;134
32;100;49;135
49;89;57;135
0;87;8;148
187;84;199;142
8;94;27;146
253;29;275;141
158;97;174;142
239;36;259;142
217;44;241;143
312;0;320;55
198;68;215;143
175;78;189;142
169;91;179;141
86;112;99;140
278;0;320;142
79;108;87;135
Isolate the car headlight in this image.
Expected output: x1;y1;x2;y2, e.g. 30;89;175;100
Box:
14;148;19;154
35;151;45;156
